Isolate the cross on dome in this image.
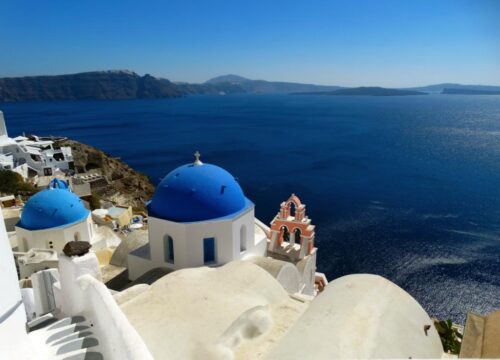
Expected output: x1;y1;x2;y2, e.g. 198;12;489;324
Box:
194;150;203;166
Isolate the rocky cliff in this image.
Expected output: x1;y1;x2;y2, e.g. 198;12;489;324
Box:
59;139;155;211
0;70;183;102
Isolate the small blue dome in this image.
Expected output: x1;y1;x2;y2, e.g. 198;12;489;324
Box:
148;163;247;222
49;178;69;190
18;188;89;230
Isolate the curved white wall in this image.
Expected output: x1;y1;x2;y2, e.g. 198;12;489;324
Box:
0;206;35;359
265;274;444;359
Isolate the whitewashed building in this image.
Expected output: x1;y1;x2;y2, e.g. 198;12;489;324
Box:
15;187;96;255
0;111;74;178
128;152;268;279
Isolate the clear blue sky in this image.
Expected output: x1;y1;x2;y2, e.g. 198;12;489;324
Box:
1;0;499;87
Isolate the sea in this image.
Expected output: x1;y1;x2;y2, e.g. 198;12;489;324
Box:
2;94;500;324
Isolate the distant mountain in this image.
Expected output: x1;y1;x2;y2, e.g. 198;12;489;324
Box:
295;87;427;96
205;74;251;84
0;70;185;102
205;74;343;94
441;88;500;95
406;83;500;94
1;70;498;102
172;81;245;95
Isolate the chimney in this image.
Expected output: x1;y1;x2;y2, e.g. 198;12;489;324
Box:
0;111;8;139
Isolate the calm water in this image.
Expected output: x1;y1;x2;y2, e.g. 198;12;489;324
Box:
2;94;500;323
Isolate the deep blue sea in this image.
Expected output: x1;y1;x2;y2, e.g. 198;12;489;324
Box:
2;94;500;323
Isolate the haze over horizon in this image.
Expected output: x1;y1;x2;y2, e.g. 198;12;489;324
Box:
1;0;499;87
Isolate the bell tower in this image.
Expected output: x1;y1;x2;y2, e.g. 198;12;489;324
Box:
267;194;316;262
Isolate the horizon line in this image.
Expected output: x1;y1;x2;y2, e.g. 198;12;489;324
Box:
1;69;500;89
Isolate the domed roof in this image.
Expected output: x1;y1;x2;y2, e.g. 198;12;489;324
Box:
18;188;90;230
148;161;247;222
49;178;69;190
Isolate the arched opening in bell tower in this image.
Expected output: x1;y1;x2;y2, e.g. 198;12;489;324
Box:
280;225;290;243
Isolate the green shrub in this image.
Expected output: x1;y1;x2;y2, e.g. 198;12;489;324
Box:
434;319;462;354
0;170;37;195
90;192;101;210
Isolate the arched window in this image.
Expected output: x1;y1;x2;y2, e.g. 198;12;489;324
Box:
240;225;247;252
74;232;81;242
280;226;289;242
294;228;301;244
289;202;296;217
164;235;174;263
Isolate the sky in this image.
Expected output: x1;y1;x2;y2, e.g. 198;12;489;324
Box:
0;0;499;87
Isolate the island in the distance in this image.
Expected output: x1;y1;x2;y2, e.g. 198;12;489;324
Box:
1;70;499;102
293;87;427;96
442;88;500;95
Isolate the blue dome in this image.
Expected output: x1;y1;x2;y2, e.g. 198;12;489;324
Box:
148;163;247;222
49;178;69;190
18;188;89;230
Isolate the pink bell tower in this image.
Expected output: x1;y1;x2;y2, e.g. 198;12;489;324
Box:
267;194;316;262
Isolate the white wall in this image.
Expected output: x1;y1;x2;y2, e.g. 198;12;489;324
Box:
16;215;95;256
58;253;102;315
298;252;317;296
265;274;444;359
0;204;36;359
130;206;267;280
53;252;153;359
78;275;154;360
128;252;157;281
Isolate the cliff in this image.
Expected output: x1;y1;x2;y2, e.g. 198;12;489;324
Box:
59;139;155;211
0;71;183;102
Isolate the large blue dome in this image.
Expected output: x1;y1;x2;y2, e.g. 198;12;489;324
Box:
148;163;248;222
18;188;90;230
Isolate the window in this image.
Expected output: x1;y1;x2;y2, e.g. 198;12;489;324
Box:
203;237;216;264
31;154;42;162
164;235;174;263
240;225;247;252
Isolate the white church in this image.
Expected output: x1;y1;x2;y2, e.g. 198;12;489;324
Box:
14;178;118;278
15;180;95;254
128;152;269;279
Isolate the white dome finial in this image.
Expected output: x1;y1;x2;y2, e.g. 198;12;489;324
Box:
194;150;203;166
